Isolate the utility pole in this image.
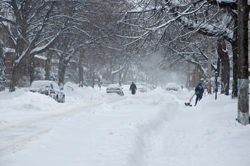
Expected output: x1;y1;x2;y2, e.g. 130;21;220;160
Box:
237;0;249;125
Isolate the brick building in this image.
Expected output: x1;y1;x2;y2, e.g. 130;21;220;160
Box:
4;48;47;86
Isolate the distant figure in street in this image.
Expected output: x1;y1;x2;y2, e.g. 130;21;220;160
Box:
194;82;204;106
129;82;137;95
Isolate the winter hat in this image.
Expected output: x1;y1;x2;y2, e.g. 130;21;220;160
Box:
198;82;201;85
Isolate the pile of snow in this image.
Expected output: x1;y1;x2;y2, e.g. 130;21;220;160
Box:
0;83;119;126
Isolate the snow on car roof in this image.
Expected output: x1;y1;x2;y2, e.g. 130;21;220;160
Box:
166;83;178;87
31;80;59;89
107;84;120;87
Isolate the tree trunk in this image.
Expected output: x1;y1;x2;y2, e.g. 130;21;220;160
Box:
221;56;230;95
208;40;212;94
78;53;84;87
237;0;249;125
119;65;122;85
0;40;5;81
98;76;101;90
29;57;35;85
232;36;238;99
58;59;67;87
45;51;53;80
229;4;238;99
122;68;128;84
110;61;114;84
92;69;95;88
9;64;21;92
217;37;229;95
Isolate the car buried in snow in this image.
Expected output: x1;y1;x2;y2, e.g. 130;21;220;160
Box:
106;84;124;96
147;84;156;90
166;83;180;91
30;80;65;103
137;85;147;92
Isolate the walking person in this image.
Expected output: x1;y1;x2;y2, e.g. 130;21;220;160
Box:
129;82;137;95
194;82;204;106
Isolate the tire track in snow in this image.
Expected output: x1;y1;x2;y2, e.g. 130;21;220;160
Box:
0;97;127;156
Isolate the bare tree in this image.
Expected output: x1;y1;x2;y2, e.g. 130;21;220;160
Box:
0;0;62;91
117;1;239;96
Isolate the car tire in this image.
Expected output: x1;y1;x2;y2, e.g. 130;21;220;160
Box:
62;96;65;103
118;91;124;96
56;95;60;103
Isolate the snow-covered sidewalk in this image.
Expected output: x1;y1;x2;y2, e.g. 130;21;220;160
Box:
0;85;250;166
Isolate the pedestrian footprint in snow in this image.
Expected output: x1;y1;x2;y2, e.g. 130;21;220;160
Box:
194;82;204;106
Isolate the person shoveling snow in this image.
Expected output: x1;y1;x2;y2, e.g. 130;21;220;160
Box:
194;82;204;106
185;82;204;106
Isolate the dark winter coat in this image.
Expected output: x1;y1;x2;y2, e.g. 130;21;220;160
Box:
195;85;204;97
130;83;137;95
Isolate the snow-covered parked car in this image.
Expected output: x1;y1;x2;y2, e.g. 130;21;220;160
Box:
30;80;65;103
147;84;156;90
106;84;124;96
166;83;180;91
137;85;147;92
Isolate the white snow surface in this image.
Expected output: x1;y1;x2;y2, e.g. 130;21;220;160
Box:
0;83;250;166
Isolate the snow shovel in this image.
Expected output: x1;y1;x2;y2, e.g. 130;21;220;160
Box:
184;93;196;106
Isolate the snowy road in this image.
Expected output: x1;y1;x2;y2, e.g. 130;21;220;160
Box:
0;97;126;156
0;86;250;166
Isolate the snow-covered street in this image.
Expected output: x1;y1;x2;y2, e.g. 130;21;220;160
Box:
0;1;249;166
0;84;250;166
